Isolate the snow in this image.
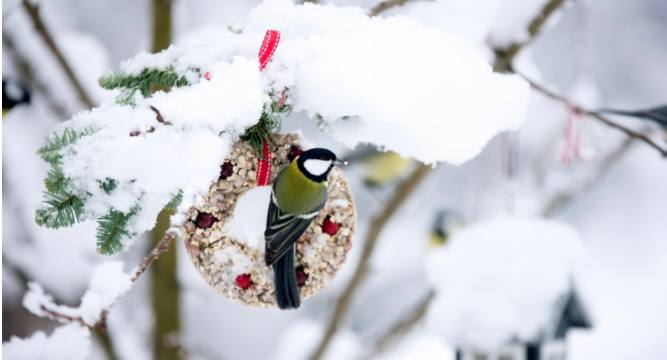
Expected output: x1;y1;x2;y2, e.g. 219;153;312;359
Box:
51;0;529;251
271;320;362;360
23;261;132;326
247;0;530;165
379;331;455;360
425;216;586;350
225;186;272;250
405;0;561;50
2;324;91;360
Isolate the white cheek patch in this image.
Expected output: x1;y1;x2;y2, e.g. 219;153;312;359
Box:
304;159;332;176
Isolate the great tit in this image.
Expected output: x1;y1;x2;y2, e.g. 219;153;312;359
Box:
264;148;341;309
2;78;31;117
428;210;464;248
341;146;411;187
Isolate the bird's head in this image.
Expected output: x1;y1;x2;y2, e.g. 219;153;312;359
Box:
296;148;343;182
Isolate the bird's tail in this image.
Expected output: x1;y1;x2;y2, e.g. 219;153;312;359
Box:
273;247;301;309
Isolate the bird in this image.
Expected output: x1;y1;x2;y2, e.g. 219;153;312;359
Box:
264;147;341;309
340;145;411;187
428;210;464;248
2;78;31;117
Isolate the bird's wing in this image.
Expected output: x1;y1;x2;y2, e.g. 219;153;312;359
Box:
264;194;325;266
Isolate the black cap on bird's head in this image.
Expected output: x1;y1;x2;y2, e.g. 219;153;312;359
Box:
296;148;343;182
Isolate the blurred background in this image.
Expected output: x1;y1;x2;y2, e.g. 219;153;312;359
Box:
3;0;667;359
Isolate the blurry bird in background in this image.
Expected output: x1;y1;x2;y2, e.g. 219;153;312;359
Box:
2;78;31;117
429;209;465;248
340;145;412;187
598;105;667;139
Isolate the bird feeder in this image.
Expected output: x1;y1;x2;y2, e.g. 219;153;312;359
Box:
182;133;356;307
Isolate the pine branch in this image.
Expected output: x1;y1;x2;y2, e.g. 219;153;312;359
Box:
38;128;95;165
99;67;190;101
44;165;69;194
311;164;432;360
98;178;118;194
35;191;85;228
164;190;183;211
96;208;137;255
21;0;95;108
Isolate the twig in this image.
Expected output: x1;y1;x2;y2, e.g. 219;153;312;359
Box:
2;33;70;119
30;231;177;330
21;0;95;108
149;105;172;125
519;73;667;157
367;290;435;357
131;230;177;282
369;0;413;17
311;164;432;360
541;136;635;217
493;0;567;71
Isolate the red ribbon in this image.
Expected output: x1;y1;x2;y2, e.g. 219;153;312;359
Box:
258;30;281;71
256;141;273;186
256;30;281;186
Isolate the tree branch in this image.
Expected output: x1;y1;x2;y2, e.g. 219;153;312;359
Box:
369;0;413;17
493;0;567;71
541;136;635;217
367;290;435;357
518;73;667;157
2;33;70;119
311;164;432;360
21;0;95;108
364;2;572;356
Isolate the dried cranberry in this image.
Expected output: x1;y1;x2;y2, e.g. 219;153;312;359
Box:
235;274;252;289
322;216;340;236
219;161;233;180
195;212;217;229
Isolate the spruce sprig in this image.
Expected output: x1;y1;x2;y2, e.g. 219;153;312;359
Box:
38;128;95;165
96;207;138;255
44;166;69;194
35;191;85;229
165;190;183;211
240;92;291;156
99;67;191;100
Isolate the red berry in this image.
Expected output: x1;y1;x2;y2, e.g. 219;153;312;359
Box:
288;145;304;162
219;161;233;180
295;266;308;287
322;216;340;236
235;274;252;289
195;212;217;229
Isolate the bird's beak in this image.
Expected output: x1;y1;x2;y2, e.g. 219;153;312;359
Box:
334;159;348;166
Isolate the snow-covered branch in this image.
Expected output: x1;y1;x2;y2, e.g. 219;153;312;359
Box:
22;231;177;331
21;0;95;108
369;0;414;16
